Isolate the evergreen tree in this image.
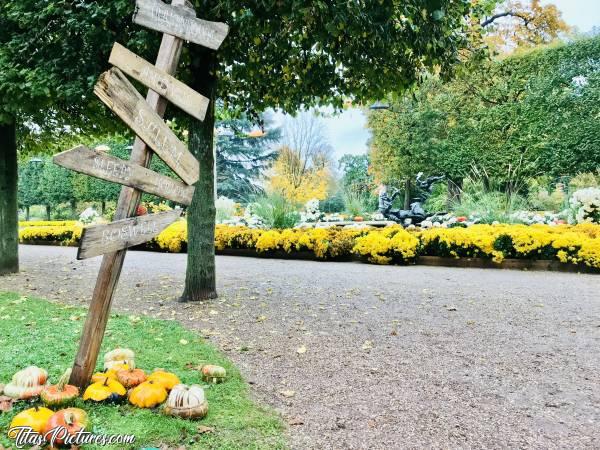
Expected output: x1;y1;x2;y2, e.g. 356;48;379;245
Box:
216;117;279;202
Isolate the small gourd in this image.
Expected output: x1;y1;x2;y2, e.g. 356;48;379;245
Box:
164;384;208;419
8;406;54;437
128;380;167;408
201;365;226;384
147;369;180;391
83;378;126;403
103;348;135;370
4;366;49;399
40;369;79;407
116;368;146;388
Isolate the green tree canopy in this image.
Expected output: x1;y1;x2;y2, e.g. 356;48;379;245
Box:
369;36;600;186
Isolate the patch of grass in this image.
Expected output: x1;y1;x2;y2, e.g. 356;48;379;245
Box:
0;292;286;449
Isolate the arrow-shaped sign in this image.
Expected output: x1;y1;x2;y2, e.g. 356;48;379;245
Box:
77;209;182;260
133;0;229;50
109;43;209;121
94;67;199;185
54;145;194;205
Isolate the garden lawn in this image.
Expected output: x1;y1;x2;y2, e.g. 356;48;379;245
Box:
0;292;286;449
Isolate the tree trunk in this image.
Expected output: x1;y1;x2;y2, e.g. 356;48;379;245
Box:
0;119;19;275
46;205;51;221
101;201;106;216
180;49;218;302
71;199;77;218
26;206;30;222
404;179;411;210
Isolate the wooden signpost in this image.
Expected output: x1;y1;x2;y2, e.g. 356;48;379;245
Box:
52;0;229;388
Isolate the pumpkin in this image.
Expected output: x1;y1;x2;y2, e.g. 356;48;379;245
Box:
128;380;167;408
147;369;180;391
8;406;54;437
4;366;49;399
164;384;208;419
354;216;364;222
0;396;14;413
43;408;89;446
40;369;79;407
104;348;135;370
83;378;126;403
91;368;120;384
201;365;227;384
116;368;146;388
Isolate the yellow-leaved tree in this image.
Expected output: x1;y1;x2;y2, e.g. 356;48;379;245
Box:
268;112;333;204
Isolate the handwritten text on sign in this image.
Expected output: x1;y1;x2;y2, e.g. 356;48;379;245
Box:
94;68;199;185
133;0;229;50
77;210;182;260
53;146;194;205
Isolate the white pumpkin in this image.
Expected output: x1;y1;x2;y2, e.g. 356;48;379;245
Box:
104;348;135;370
164;384;208;419
4;366;48;400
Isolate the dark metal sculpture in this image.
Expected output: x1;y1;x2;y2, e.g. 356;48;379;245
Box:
378;172;445;225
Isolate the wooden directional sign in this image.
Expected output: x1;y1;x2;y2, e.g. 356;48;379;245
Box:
77;210;182;260
133;0;229;50
94;67;199;185
54;145;194;205
109;43;209;121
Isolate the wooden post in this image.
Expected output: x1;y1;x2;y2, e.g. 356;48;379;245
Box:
69;0;191;388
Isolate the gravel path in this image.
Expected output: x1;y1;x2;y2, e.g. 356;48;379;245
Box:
2;245;600;449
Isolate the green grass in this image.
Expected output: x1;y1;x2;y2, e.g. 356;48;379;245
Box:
0;292;286;449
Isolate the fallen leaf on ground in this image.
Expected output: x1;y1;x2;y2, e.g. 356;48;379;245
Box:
288;417;304;426
280;390;296;398
296;345;307;354
362;340;373;350
0;396;14;412
197;425;215;434
179;339;189;345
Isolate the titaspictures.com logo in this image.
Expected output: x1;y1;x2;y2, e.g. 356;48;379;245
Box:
7;426;136;448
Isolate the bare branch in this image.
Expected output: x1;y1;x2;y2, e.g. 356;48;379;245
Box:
481;11;531;28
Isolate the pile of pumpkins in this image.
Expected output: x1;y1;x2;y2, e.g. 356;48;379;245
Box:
2;348;227;443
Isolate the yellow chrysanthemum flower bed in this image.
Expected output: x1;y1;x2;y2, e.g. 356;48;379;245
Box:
18;221;600;270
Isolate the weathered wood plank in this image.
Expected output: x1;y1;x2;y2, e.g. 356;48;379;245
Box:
94;67;199;185
133;0;229;50
77;210;182;260
54;145;194;205
109;43;208;121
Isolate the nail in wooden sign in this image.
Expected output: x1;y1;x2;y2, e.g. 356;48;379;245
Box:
133;0;229;50
109;43;209;121
77;209;182;260
53;145;194;205
94;67;199;185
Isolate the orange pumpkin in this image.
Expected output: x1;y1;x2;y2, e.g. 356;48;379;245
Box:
354;216;364;222
43;408;89;446
40;369;79;407
116;368;146;388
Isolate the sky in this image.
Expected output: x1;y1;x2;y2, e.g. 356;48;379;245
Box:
314;0;600;162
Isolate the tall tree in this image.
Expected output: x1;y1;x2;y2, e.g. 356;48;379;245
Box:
18;158;46;221
216;116;279;201
0;1;151;273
